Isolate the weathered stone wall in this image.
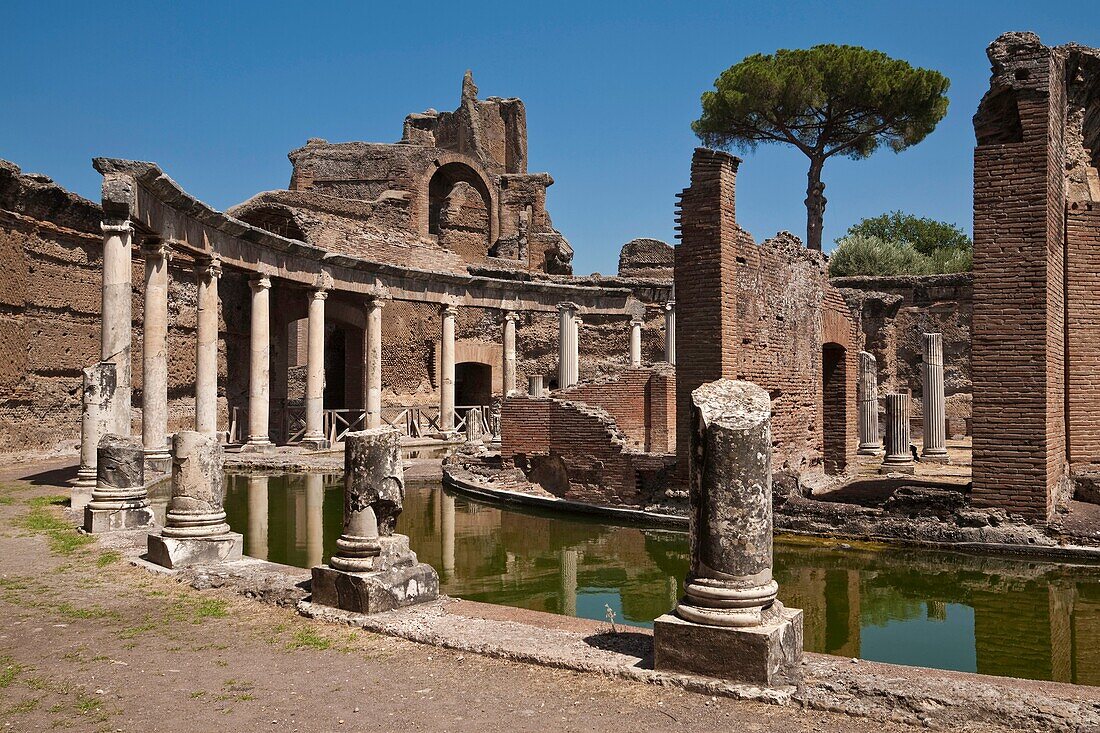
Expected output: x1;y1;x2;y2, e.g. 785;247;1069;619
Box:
674;148;858;480
834;273;973;436
1066;203;1100;465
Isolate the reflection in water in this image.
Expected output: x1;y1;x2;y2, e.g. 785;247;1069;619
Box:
220;474;1100;685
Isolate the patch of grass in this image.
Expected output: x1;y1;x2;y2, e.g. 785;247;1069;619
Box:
286;627;332;651
190;691;206;699
18;503;94;556
55;603;118;621
7;697;40;714
23;674;48;691
95;551;121;567
0;496;15;506
74;694;101;715
1;656;24;687
28;495;68;508
193;598;229;621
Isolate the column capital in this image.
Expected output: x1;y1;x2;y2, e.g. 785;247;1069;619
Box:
100;219;133;235
141;238;173;261
249;274;272;291
557;301;579;314
309;287;329;301
366;293;390;309
196;254;222;280
440;303;458;317
504;310;520;323
630;315;645;326
664;299;676;312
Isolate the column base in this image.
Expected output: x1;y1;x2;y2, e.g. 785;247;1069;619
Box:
240;439;277;454
300;438;331;450
83;504;156;534
857;444;882;456
70;486;94;513
147;531;243;569
71;469;97;489
653;603;803;687
921;450;951;464
879;459;916;475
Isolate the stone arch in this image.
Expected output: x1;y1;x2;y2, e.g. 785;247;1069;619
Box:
235;204;307;242
417;154;499;245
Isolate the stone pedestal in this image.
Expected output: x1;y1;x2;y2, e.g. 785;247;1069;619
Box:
147;431;242;569
857;351;881;455
310;427;439;614
83;434;155;533
652;379;802;686
654;606;803;687
880;393;916;474
921;333;950;463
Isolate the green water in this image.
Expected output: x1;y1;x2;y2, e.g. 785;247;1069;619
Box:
219;473;1100;685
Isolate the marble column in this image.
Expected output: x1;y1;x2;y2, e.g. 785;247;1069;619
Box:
246;475;269;560
629;316;643;367
100;220;133;436
305;473;325;569
364;295;386;429
921;333;950;463
302;287;329;448
664;300;676;365
194;255;222;435
148;431;243;568
440;304;457;432
502;311;518;396
243;275;274;451
857;351;881;455
528;375;544;398
75;362;117;489
654;378;803;687
557;302;578;389
880;393;915;474
141;239;171;469
311;427;439;614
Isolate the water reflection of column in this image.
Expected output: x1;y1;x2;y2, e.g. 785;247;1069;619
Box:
305;473;325;568
1049;584;1075;683
560;549;577;617
441;491;456;580
246;475;269;560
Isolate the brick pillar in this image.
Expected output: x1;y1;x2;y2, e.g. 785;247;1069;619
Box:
674;148;742;474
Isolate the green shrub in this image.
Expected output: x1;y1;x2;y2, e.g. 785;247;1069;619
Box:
828;234;971;277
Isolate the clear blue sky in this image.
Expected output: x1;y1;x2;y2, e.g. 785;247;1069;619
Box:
3;2;1095;275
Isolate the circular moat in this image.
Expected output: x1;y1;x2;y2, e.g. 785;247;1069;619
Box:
151;472;1100;686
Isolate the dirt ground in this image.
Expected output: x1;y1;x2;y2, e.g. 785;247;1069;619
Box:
0;459;1012;733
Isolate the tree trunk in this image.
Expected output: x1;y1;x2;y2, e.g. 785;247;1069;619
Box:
804;157;827;252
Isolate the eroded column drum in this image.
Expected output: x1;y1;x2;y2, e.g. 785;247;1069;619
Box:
164;431;230;537
331;427;405;572
678;379;778;628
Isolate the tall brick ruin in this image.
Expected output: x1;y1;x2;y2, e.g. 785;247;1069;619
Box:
972;32;1100;520
674;149;858;481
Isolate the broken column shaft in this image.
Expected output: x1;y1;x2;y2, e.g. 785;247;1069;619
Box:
880;393;915;474
83;433;155;533
857;351;881;455
654;379;802;687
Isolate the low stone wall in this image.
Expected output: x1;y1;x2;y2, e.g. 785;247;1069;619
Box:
500;368;677;506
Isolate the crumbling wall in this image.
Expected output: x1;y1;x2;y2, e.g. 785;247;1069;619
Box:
969;32;1100;520
674;148;858;480
553;365;676;452
617;238;674;279
835;273;973;437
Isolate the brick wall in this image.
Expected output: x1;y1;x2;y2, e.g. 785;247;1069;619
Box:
500;366;677;506
1066;203;1100;463
971;44;1069;521
674;148;858;478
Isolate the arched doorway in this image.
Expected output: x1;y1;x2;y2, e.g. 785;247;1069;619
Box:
822;343;849;475
455;361;493;410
